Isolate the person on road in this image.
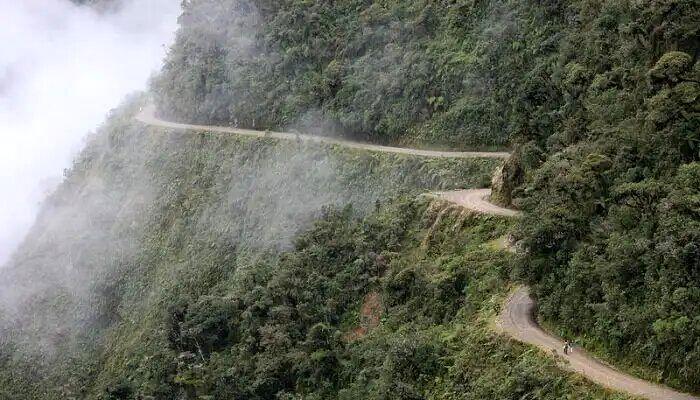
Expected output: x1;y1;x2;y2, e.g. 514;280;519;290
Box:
563;340;571;355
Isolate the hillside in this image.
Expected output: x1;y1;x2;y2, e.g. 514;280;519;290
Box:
152;0;562;149
0;0;698;398
0;98;629;399
155;0;700;392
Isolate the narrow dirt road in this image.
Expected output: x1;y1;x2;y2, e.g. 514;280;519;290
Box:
137;105;698;400
431;189;697;399
499;287;698;400
434;188;521;217
136;105;510;159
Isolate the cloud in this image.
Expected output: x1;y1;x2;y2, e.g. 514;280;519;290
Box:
0;0;179;264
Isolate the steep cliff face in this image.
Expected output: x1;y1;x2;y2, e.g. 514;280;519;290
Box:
0;97;502;398
0;97;629;399
0;97;495;343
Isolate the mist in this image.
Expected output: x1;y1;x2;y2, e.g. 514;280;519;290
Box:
0;0;180;265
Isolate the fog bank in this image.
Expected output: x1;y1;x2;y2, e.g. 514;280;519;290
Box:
0;0;180;264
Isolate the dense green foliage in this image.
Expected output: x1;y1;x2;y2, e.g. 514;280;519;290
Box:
508;3;700;392
3;0;698;397
153;0;564;149
155;0;700;392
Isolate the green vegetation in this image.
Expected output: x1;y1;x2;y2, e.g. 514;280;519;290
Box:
81;196;626;399
153;0;564;149
508;4;700;392
2;0;698;397
0;99;631;399
0;120;628;399
155;0;699;392
0;101;512;398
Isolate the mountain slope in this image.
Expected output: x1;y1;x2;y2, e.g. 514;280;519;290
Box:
153;0;565;149
0;0;697;397
154;0;700;391
0;97;633;399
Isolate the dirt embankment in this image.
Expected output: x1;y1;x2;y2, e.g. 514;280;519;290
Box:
344;292;383;342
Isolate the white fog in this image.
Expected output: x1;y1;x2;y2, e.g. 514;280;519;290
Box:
0;0;180;264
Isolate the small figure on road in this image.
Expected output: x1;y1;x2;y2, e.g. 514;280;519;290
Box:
563;340;572;355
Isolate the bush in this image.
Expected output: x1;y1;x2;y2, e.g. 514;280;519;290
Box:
649;52;693;82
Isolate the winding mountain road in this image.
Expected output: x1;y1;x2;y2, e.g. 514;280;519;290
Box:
500;287;698;400
445;191;698;400
136;105;510;159
434;188;521;217
137;105;698;400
